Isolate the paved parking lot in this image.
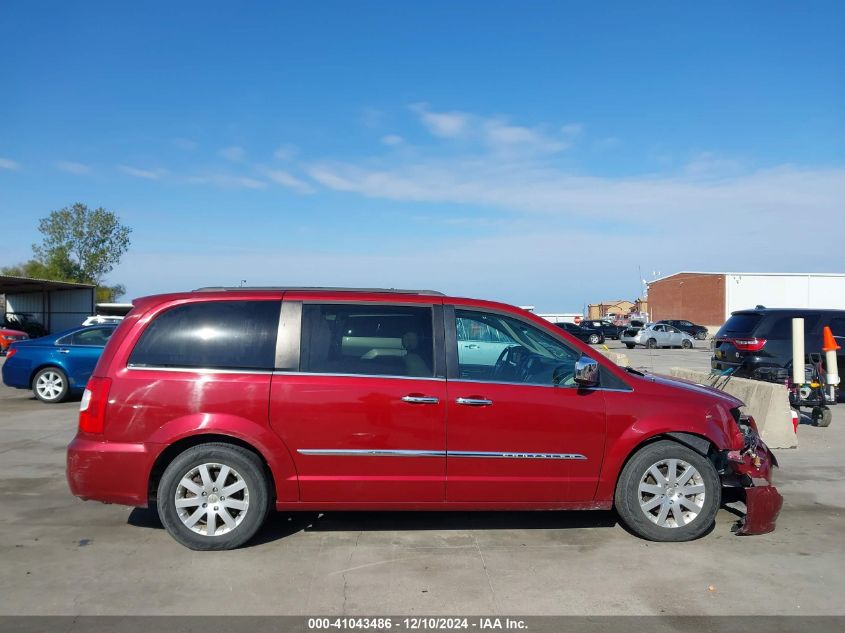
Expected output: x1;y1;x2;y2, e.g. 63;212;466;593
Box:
1;350;843;616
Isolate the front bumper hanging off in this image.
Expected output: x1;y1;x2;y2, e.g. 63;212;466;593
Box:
725;435;783;535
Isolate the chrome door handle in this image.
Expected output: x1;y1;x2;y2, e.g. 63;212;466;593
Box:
455;397;493;406
58;348;70;354
465;344;480;349
402;395;440;404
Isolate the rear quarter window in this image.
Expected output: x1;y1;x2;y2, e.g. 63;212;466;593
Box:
128;300;280;370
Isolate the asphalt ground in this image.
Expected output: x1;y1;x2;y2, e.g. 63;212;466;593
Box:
1;347;843;616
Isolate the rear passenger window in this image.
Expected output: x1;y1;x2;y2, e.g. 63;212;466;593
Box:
69;327;115;346
129;300;279;370
759;315;821;338
301;304;434;378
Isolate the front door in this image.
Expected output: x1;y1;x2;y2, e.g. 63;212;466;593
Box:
270;301;447;503
446;307;606;503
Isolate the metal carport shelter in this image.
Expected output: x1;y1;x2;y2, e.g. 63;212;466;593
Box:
0;275;95;334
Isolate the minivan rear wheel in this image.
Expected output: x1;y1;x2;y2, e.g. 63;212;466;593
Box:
157;443;270;550
615;440;720;542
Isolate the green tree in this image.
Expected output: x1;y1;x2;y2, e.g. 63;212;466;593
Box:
33;203;132;286
1;203;132;300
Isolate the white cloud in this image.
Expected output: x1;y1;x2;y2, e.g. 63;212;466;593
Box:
410;104;567;155
561;123;584;136
381;134;404;146
187;173;266;189
273;144;299;161
119;165;167;180
306;157;845;235
172;138;198;150
264;169;314;194
483;119;567;154
410;102;470;138
218;146;246;162
0;157;19;170
594;136;622;150
56;161;92;175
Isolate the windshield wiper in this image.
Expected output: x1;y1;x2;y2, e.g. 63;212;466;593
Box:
623;366;646;377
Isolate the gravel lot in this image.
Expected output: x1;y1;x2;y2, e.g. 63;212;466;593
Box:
1;348;843;616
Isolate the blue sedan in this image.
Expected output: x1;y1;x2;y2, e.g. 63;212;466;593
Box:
1;325;117;403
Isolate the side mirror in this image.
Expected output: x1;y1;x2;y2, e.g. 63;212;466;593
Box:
574;355;600;388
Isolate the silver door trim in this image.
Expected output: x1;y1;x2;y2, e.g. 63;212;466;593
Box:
297;449;445;457
296;449;586;460
448;450;587;460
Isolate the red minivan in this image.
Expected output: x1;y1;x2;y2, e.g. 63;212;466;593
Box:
67;288;782;550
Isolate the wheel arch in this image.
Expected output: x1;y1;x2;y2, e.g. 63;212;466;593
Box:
596;430;721;504
146;426;299;506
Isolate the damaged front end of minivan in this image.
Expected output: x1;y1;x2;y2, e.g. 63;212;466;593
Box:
717;409;783;535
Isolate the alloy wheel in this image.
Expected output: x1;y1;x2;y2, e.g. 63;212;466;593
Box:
638;458;706;528
175;462;250;537
36;371;64;401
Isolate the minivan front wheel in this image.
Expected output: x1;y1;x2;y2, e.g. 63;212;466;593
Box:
157;443;270;550
615;440;720;542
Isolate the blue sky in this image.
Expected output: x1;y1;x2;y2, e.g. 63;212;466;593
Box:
1;1;843;311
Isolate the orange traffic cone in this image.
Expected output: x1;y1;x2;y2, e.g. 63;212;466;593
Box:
822;326;841;352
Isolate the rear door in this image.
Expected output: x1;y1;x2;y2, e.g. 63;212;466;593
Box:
445;306;606;503
62;326;116;388
269;298;448;503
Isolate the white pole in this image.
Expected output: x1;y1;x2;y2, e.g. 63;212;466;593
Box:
792;318;805;385
825;349;840;386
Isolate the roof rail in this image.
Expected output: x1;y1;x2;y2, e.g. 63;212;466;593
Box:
192;286;445;296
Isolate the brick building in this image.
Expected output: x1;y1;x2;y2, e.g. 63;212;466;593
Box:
647;272;845;329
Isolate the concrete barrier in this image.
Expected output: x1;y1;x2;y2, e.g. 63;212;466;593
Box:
597;348;630;367
667;368;797;449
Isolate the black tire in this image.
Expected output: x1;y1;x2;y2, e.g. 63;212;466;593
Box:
682;339;693;349
588;334;600;344
625;343;635;349
695;332;707;340
813;407;832;428
32;367;69;403
646;338;657;349
157;442;271;550
614;440;720;542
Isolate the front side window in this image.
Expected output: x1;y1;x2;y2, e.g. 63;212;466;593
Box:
301;304;434;378
455;309;580;386
128;300;280;370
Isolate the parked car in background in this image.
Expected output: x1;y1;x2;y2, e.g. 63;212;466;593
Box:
2;313;48;339
712;308;845;381
0;326;28;355
66;287;780;549
658;319;709;340
82;315;124;326
1;324;117;403
555;321;605;344
583;320;625;340
621;323;696;349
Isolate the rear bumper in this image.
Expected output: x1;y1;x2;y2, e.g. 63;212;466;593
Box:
725;438;783;535
67;436;153;507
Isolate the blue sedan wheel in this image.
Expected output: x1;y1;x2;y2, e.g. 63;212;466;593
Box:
32;367;69;403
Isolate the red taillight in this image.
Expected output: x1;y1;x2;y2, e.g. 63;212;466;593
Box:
5;347;17;360
732;337;767;352
78;377;112;434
